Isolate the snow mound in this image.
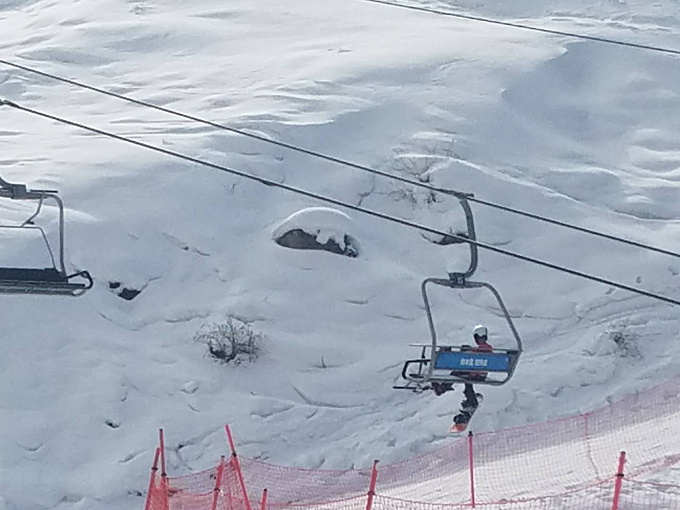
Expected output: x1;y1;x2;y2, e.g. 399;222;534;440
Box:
272;207;361;258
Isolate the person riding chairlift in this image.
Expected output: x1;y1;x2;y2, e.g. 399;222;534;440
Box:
432;324;493;423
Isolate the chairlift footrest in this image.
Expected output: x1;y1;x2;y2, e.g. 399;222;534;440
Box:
0;280;88;296
0;270;93;297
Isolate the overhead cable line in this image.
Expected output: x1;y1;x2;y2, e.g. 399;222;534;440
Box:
2;98;679;307
1;59;678;261
358;0;680;57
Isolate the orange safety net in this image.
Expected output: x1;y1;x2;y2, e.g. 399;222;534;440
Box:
144;379;680;510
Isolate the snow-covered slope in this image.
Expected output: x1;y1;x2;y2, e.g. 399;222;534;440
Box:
1;1;680;509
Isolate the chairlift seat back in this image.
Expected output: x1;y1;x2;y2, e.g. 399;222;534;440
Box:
433;349;512;372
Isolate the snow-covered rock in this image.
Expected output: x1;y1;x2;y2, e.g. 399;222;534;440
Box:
272;207;361;258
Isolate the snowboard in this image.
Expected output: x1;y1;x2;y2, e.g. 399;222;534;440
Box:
449;393;483;434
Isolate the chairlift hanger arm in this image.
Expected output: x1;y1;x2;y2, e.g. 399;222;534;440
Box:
423;277;523;353
478;281;523;353
438;189;474;201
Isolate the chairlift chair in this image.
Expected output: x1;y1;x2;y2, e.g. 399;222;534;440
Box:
393;190;522;392
0;178;93;297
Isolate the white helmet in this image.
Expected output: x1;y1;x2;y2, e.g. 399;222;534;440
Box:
473;324;488;339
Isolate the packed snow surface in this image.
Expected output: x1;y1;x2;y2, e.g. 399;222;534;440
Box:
2;0;680;509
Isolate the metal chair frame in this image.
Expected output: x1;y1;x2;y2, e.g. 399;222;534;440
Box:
0;178;93;296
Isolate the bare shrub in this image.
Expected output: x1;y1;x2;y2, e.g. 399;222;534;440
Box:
391;139;457;205
194;316;263;364
392;139;457;179
608;329;642;359
586;324;643;359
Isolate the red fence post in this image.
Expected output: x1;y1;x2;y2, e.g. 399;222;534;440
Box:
144;448;161;510
259;489;268;510
468;431;476;508
225;424;253;510
159;429;169;510
611;451;627;510
365;460;379;510
211;455;226;510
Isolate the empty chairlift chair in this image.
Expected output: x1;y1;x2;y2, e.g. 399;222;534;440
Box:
0;178;93;297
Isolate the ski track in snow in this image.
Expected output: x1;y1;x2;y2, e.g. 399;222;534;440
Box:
1;0;680;509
